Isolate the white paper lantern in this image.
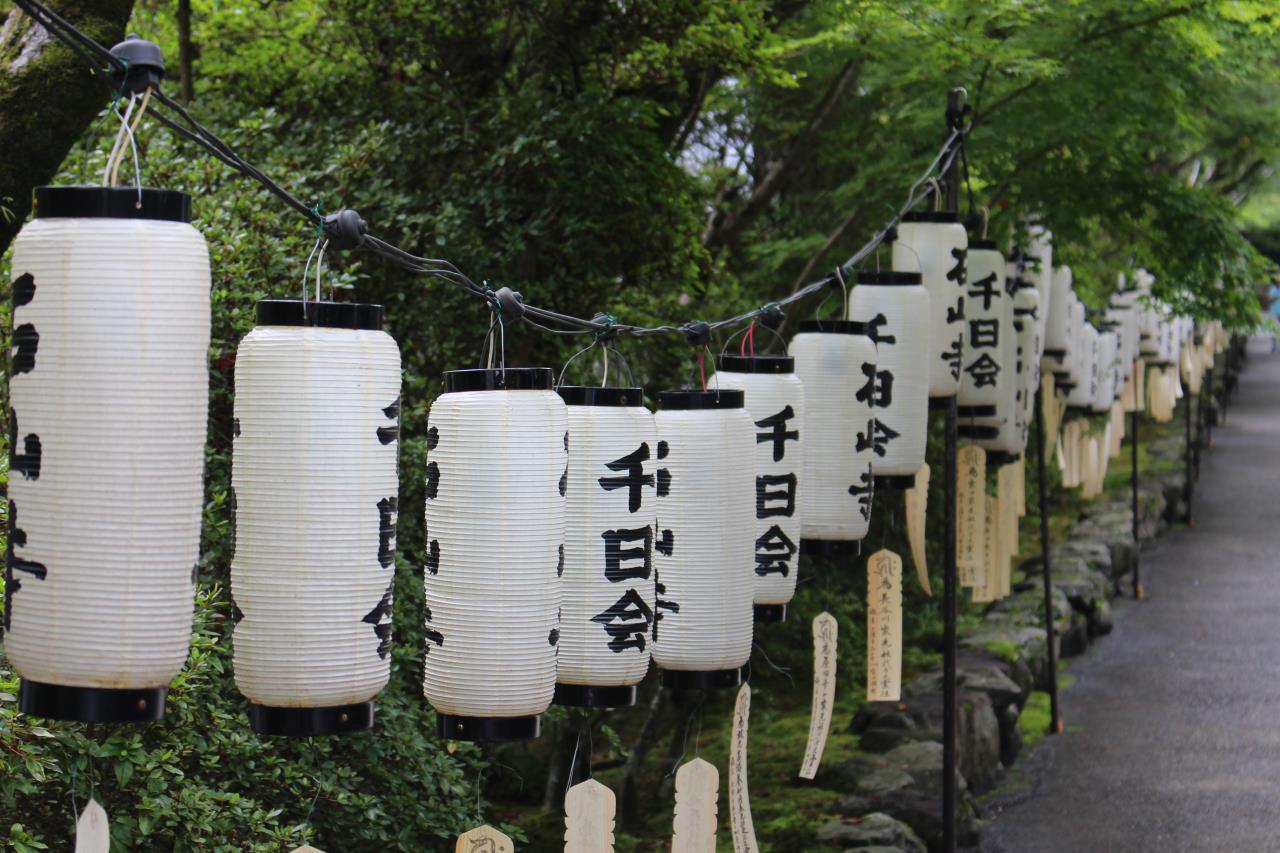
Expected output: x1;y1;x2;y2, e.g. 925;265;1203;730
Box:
847;271;930;488
554;386;656;708
652;390;755;689
6;187;210;723
713;356;805;623
1013;270;1042;451
956;243;1010;421
423;368;566;740
231;300;400;735
1025;224;1054;341
791;321;878;552
1091;329;1119;414
1042;265;1073;380
893;214;967;397
964;243;1021;460
1064;323;1098;411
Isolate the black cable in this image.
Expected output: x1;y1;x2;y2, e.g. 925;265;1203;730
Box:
10;0;969;340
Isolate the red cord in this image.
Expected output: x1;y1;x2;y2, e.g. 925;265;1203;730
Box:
740;321;757;357
697;348;707;391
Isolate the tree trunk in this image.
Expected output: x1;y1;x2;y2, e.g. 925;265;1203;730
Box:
0;0;137;256
176;0;193;102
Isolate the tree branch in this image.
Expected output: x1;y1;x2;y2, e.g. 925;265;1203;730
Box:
704;57;863;247
0;0;136;255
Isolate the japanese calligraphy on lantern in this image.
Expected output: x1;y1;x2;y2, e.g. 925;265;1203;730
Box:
800;612;838;780
866;550;903;702
956;445;987;588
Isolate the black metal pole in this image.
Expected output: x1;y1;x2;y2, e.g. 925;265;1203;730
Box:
1034;388;1061;733
942;397;958;853
1184;386;1194;526
939;86;962;853
1204;367;1214;450
1131;408;1142;600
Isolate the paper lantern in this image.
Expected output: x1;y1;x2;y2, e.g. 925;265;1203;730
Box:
791;321;878;552
1012;270;1042;451
231;300;401;735
713;356;805;622
1025;224;1054;341
956;242;1010;421
423;369;566;740
554;385;656;708
1042;265;1073;379
1091;328;1119;414
1064;323;1098;411
652;390;755;689
847;271;930;488
957;241;1019;461
893;213;966;397
7;186;210;722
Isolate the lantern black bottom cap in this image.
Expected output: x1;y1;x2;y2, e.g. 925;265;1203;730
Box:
985;451;1022;467
874;474;917;491
754;603;787;623
248;701;373;736
554;683;637;708
18;680;166;723
660;665;750;690
929;396;956;411
801;538;861;558
437;713;541;742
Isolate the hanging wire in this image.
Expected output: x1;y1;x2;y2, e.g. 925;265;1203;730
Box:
10;0;969;342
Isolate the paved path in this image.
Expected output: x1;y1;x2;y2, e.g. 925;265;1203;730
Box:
982;339;1280;853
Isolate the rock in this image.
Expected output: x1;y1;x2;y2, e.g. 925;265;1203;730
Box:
961;625;1050;691
815;812;927;852
998;702;1022;766
1091;598;1114;636
851;691;1001;793
957;691;1002;793
1060;610;1090;657
856;766;916;796
835;788;980;851
986;587;1071;639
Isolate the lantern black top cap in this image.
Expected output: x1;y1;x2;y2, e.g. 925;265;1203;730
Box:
856;271;922;286
797;319;869;335
444;367;553;393
34;185;190;222
659;389;744;410
558;386;644;407
716;354;794;374
256;298;384;330
901;211;959;224
110;34;164;95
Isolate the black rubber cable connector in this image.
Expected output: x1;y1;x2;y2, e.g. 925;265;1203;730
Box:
759;303;785;331
591;312;619;342
681;321;712;347
110;35;164;95
322;209;368;250
493;287;525;325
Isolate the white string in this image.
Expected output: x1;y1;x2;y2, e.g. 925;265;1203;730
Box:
102;93;136;187
315;239;329;303
110;87;151;190
301;233;324;312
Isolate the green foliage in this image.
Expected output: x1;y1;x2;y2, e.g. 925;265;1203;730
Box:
1;0;1278;848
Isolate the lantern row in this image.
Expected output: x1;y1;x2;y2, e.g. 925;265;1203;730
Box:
5;185;1216;741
